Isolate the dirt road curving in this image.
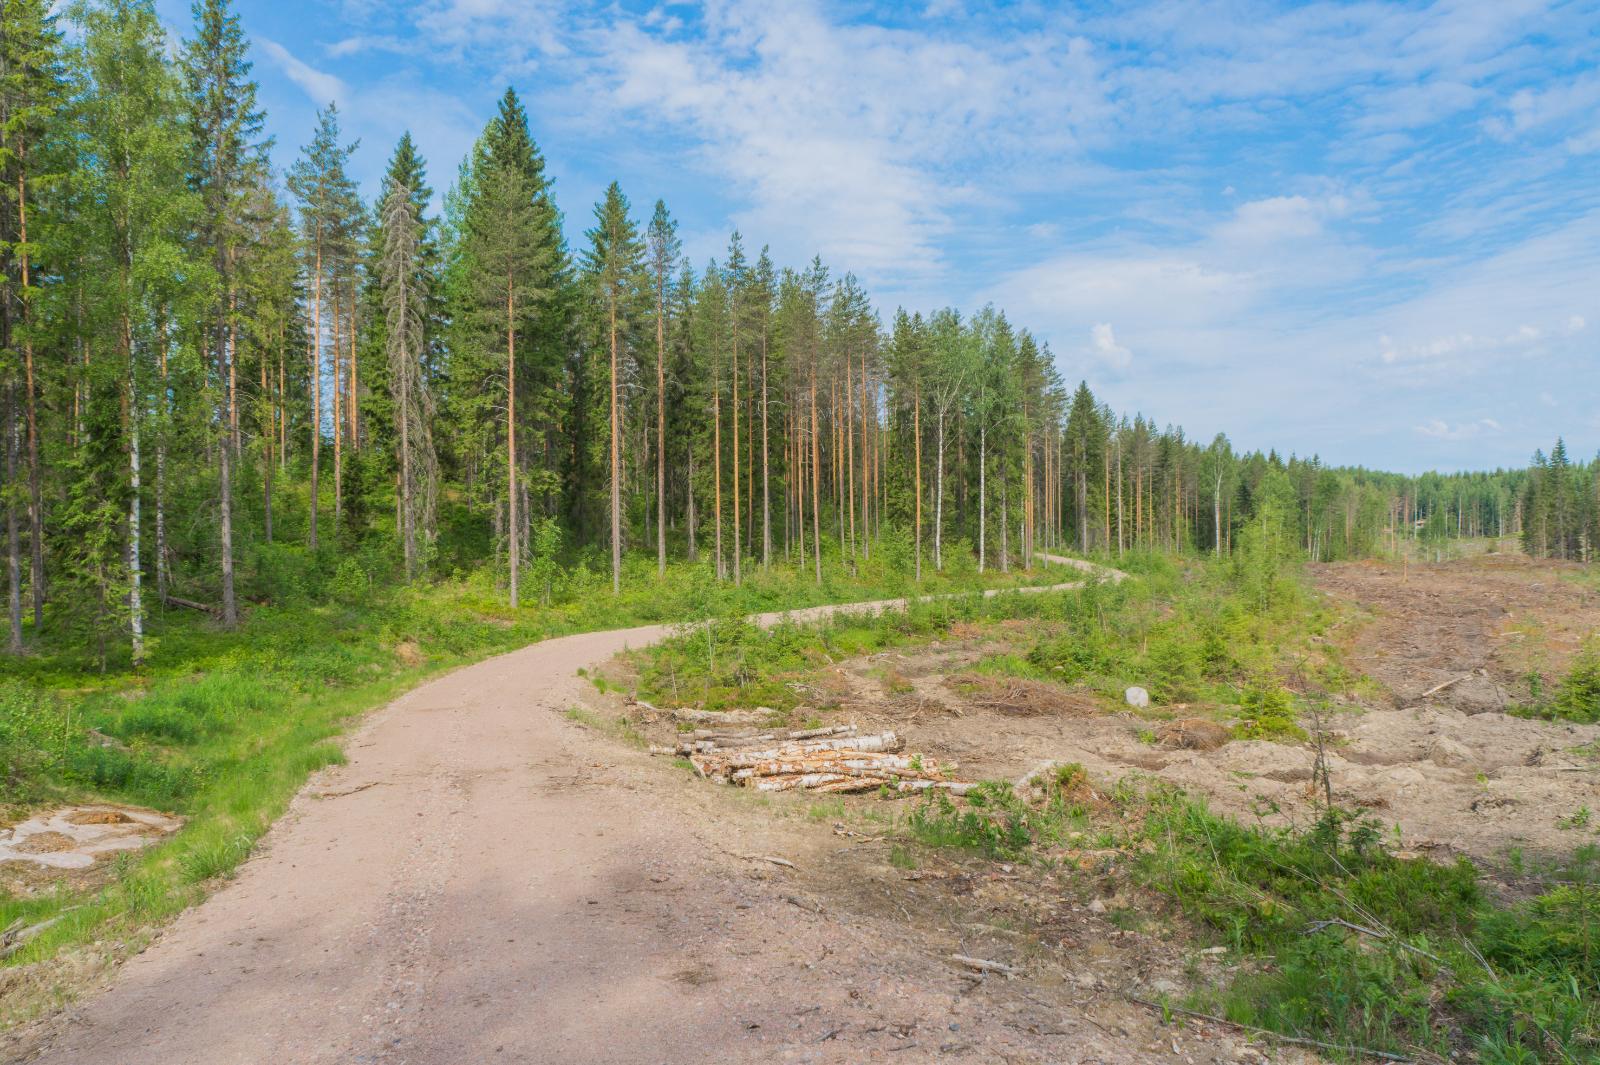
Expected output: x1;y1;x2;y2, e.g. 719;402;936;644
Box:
16;567;1233;1065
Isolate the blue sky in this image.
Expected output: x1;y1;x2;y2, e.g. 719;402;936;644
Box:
155;0;1599;473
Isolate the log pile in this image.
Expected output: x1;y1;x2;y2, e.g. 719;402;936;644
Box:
650;723;972;796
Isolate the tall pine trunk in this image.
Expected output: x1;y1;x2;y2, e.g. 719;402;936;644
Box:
978;423;986;572
507;285;519;608
656;277;666;577
219;298;238;628
261;346;272;543
331;283;343;531
810;369;821;584
6;383;21;652
347;277;359;449
308;238;322;550
713;350;723;581
934;409;946;571
913;385;922;582
760;321;770;568
609;296;621;595
17;173;43;628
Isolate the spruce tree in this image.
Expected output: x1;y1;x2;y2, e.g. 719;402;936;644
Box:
378;138;437;580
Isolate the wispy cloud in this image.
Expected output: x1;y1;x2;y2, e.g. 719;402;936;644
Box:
258;37;345;106
1416;418;1503;440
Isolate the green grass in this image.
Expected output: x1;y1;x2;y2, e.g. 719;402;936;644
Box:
636;545;1337;738
0;542;1086;990
633;578;1101;714
898;770;1600;1063
1135;793;1600;1062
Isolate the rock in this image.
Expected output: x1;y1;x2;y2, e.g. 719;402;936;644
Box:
1429;736;1477;769
1124;686;1150;709
1147;977;1181;995
1155;718;1230;750
1087;897;1107;914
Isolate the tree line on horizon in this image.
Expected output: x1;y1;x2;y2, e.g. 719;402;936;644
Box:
0;0;1572;663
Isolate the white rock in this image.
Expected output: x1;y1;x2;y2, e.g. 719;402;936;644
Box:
1124;686;1151;709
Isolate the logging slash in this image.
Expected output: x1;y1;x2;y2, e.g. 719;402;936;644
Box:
650;722;972;796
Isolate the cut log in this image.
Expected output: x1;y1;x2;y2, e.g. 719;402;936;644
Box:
949;954;1019;977
669;707;778;725
162;594;220;616
708;732;902;765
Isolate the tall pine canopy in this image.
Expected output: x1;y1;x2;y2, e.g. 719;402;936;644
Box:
0;0;1568;666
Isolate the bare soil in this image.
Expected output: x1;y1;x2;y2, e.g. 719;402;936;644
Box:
1312;552;1600;713
705;555;1600;876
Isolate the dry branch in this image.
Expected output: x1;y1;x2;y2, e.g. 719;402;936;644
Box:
1420;674;1469;699
949;954;1019;977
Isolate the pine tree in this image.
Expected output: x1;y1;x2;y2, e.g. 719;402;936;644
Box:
645;200;679;578
751;248;777;569
0;0;66;643
582;183;641;595
287;106;356;551
183;0;264;627
463;152;549;607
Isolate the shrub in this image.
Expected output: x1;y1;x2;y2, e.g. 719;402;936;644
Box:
1232;682;1306;741
1550;640;1600;723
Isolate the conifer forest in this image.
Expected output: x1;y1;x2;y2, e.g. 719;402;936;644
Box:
2;3;1598;1063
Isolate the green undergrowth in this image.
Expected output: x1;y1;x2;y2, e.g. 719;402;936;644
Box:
0;541;1071;990
633;575;1108;714
902;774;1600;1063
636;542;1347;731
1512;637;1600;724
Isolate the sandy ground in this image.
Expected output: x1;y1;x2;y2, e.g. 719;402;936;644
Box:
10;575;1297;1065
691;554;1600;881
1312;552;1600;713
797;639;1600;873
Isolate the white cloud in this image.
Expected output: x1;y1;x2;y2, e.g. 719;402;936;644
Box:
572;3;1108;280
1415;418;1502;440
258;38;345;106
1089;323;1133;369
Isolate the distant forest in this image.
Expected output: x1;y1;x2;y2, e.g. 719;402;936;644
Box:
0;0;1585;657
